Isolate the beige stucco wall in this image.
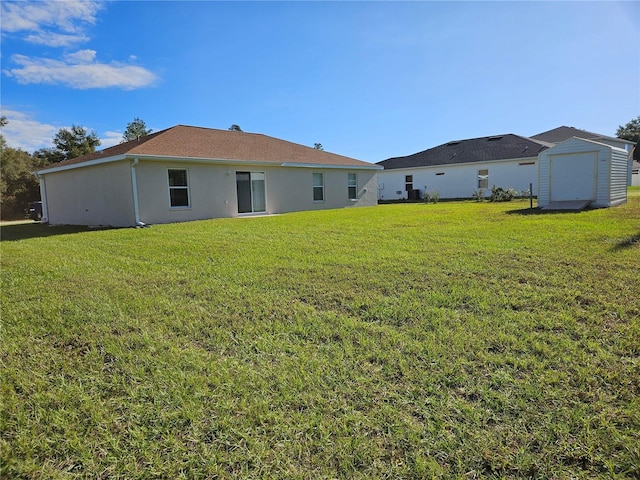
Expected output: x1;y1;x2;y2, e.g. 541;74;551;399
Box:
42;160;135;226
135;160;379;224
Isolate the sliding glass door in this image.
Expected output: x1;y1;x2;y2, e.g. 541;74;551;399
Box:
236;172;266;214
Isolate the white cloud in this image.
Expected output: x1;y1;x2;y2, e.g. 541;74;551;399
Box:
2;1;159;90
65;49;97;64
101;131;123;148
25;31;91;47
1;0;102;46
5;52;158;90
0;108;57;152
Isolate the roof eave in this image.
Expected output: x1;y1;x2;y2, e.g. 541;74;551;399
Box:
36;153;380;174
280;161;382;170
36;154;128;175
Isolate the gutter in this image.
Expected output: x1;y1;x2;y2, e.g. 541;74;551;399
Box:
280;162;383;170
35;152;381;174
35;173;49;223
130;157;145;227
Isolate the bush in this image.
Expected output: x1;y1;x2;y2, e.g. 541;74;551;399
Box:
472;188;485;202
489;186;515;202
423;190;440;204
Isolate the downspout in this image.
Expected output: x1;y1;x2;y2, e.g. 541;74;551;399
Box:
35;173;49;223
131;157;144;227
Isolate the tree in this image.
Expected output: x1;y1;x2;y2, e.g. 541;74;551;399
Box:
51;125;100;161
122;117;152;142
228;124;242;132
313;143;324;151
0;121;40;219
616;115;640;142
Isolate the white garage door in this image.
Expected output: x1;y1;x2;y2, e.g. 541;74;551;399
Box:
550;152;596;202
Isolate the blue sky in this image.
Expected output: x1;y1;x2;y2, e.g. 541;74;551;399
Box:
1;1;638;163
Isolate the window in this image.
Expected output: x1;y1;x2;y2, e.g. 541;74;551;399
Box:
168;169;190;207
313;173;324;201
405;175;413;192
477;169;489;189
348;173;357;200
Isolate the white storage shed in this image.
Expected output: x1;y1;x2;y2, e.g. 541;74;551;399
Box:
537;137;628;209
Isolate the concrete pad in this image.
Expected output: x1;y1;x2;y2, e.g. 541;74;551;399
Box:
541;200;592;211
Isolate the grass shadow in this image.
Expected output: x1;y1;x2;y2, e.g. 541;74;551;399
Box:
505;207;591;216
1;222;111;242
610;232;640;251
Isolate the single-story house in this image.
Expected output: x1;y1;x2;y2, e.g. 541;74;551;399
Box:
532;126;636;186
376;134;551;200
537;137;629;208
35;125;381;227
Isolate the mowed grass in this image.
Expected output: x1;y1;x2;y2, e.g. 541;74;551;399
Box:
2;191;639;479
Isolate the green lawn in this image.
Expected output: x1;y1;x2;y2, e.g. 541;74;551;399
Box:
2;191;639;479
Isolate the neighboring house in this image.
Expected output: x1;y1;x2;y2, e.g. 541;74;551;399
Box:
532;126;636;186
537;137;628;208
376;134;551;200
632;160;640;187
35;125;381;227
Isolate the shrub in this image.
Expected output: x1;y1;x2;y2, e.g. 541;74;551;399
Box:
489;186;515;202
472;188;485;202
423;190;440;204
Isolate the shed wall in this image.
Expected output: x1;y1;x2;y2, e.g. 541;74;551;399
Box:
538;137;627;208
609;148;629;206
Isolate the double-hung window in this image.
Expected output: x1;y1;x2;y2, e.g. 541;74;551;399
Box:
313;173;324;202
405;175;413;192
348;173;357;200
477;169;489;189
168;169;190;207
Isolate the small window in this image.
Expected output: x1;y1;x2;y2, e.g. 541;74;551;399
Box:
477;169;489;189
168;169;190;207
313;173;324;201
519;161;535;166
436;172;445;176
348;173;357;200
405;174;413;192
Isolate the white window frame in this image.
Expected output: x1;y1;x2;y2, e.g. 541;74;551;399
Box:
313;172;324;202
478;169;489;189
348;173;357;200
405;174;413;192
168;168;191;208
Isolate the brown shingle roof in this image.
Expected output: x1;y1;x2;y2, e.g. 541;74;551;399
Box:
47;125;377;170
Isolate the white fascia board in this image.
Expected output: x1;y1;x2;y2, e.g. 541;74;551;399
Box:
551;137;627;154
35;153;383;174
280;162;383;170
36;154;128;175
379;156;540;172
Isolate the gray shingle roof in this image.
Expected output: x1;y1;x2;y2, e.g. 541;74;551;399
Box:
531;126;635;146
377;134;550;170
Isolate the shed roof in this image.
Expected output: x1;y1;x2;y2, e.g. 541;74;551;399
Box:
39;125;378;173
377;134;551;170
531;126;635;146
